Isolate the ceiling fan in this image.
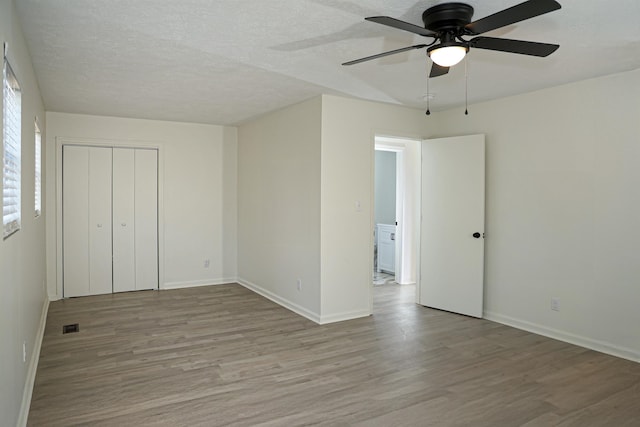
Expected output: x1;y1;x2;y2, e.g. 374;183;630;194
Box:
342;0;561;78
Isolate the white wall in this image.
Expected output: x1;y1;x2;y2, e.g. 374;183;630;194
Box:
374;150;396;226
238;71;640;359
433;69;640;361
0;0;48;424
222;126;238;281
320;95;431;322
237;97;322;319
45;112;238;297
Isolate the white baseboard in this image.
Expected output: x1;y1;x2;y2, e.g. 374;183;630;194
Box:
319;310;370;325
237;278;321;324
484;311;639;363
49;279;237;296
161;278;236;290
17;297;50;427
236;278;370;325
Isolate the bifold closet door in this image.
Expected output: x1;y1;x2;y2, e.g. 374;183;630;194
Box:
62;146;113;297
113;148;158;292
113;148;136;292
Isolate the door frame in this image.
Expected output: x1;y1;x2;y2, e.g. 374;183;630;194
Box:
54;137;164;299
370;135;422;284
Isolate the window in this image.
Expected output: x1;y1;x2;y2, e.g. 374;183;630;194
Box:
34;120;41;217
3;55;21;238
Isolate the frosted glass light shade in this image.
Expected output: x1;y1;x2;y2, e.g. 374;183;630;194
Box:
429;45;467;67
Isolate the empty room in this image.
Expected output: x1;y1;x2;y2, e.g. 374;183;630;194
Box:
1;0;639;426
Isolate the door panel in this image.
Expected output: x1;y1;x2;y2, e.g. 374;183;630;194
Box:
88;147;113;295
62;146;90;297
134;149;158;290
113;148;136;293
420;134;485;318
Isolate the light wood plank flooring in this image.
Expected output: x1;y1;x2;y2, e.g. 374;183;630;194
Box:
29;283;640;426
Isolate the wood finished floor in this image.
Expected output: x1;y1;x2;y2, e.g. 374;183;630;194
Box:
29;283;640;426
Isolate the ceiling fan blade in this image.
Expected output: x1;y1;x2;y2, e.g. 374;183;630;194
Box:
429;63;450;78
470;36;559;57
465;0;561;35
342;44;428;66
365;16;437;37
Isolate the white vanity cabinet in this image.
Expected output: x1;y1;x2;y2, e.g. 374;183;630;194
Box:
376;223;396;274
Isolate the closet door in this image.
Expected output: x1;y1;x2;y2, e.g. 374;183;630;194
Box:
134;149;158;290
112;148;136;292
113;147;159;292
63;146;112;297
88;147;113;294
62;146;90;297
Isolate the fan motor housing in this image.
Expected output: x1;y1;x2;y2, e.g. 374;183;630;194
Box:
422;2;474;32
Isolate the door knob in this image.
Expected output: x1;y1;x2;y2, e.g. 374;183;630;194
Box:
472;232;481;238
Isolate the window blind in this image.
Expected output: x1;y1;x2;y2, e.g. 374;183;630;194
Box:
3;58;21;238
35;120;41;217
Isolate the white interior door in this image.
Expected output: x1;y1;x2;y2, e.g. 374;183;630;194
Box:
420;134;485;318
63;146;112;297
62;146;90;297
113;148;136;293
88;147;113;295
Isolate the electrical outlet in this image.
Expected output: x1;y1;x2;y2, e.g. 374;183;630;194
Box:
296;279;302;291
551;297;560;312
204;259;210;268
22;341;26;363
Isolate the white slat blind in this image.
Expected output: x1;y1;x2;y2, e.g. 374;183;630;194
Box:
35;120;41;217
3;57;22;238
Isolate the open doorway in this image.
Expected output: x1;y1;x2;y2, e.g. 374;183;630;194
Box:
373;149;397;285
373;136;420;296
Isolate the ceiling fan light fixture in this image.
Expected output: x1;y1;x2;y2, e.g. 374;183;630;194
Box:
428;43;468;67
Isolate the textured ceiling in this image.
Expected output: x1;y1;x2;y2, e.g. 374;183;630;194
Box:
15;0;640;125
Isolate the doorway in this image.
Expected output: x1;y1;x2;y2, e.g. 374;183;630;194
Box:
374;149;396;285
373;136;420;296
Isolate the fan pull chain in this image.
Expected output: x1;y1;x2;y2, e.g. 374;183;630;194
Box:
464;56;469;115
425;64;431;115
